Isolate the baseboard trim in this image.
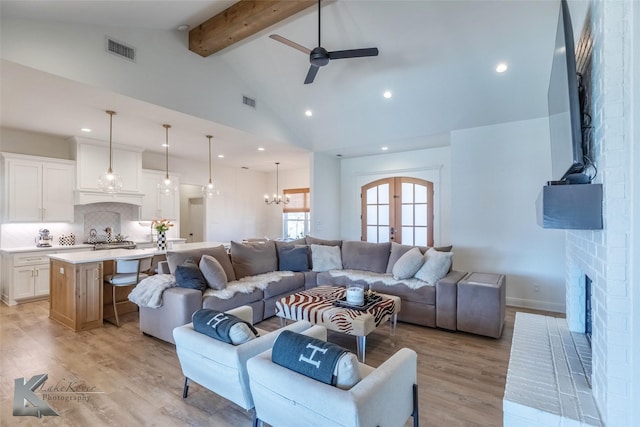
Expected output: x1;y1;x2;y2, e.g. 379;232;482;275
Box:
506;297;565;314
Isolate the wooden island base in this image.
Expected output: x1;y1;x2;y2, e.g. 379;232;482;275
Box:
49;259;103;331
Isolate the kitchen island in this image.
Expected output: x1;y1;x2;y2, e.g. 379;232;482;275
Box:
47;242;228;331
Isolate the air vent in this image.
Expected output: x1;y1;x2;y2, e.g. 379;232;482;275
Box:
106;37;136;62
242;95;256;109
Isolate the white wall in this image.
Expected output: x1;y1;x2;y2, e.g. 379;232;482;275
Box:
632;2;640;421
310;153;341;239
451;117;566;312
1;128;71;159
340;147;451;245
0;18;296;146
263;165;311;239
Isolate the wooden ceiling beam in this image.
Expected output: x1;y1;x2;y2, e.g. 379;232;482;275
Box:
189;0;316;57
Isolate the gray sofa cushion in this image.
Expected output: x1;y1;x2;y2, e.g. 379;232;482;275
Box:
167;245;236;281
231;241;278;279
305;236;342;247
199;255;227;290
341;241;391;274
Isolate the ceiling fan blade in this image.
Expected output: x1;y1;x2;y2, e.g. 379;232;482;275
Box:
304;65;320;84
328;47;379;60
269;34;312;55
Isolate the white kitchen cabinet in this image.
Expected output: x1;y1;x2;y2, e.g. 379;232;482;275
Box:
2;252;50;305
2;153;75;222
74;140;142;193
140;169;179;220
0;247;90;306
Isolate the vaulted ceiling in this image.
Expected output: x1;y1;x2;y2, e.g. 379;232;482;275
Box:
0;0;582;172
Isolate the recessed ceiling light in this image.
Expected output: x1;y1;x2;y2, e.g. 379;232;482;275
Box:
305;110;313;117
383;90;392;99
218;154;224;158
162;143;169;147
80;128;92;133
496;63;508;73
177;24;190;32
258;147;265;151
381;146;389;151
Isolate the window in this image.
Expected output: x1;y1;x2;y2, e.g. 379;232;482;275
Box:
283;188;310;239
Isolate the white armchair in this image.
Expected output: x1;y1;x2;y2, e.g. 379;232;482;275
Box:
246;329;419;427
172;306;326;413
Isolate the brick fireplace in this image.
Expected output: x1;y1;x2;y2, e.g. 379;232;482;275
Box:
505;1;637;425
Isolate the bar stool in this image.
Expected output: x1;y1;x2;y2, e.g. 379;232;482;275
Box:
104;256;153;327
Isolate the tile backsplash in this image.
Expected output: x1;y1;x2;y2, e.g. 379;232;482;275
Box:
1;202;179;248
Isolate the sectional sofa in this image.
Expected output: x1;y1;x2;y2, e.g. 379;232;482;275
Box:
137;238;468;344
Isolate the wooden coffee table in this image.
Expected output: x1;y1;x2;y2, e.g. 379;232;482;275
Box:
275;285;401;362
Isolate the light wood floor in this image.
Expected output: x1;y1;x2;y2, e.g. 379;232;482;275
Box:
0;300;561;426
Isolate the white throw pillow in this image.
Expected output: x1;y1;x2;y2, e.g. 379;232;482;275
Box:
311;244;343;272
228;322;258;345
334;352;361;389
414;248;453;284
392;247;425;280
199;255;228;290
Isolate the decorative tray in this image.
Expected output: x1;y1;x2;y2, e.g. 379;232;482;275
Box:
333;294;382;311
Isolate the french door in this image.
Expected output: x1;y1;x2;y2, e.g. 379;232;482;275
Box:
361;177;433;246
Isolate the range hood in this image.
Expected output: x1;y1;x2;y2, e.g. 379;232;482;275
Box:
74;190;144;206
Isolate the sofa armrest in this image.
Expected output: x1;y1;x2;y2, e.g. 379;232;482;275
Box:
225;305;254;324
435;270;467;331
173;320;324;409
157;260;170;274
247;347;417;427
139;287;203;344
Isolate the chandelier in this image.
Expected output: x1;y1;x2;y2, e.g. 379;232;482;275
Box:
202;135;220;198
264;162;289;205
97;110;123;193
158;124;177;196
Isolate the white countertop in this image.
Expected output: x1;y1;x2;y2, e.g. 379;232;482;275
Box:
0;240;222;255
48;248;160;263
0;244;95;254
46;241;229;264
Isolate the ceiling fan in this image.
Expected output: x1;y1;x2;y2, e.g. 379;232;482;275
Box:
270;0;379;84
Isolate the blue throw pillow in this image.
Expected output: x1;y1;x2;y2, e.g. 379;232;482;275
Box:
174;257;207;291
192;309;259;345
272;330;347;385
277;245;309;272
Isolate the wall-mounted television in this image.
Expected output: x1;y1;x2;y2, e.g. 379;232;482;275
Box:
547;0;588;184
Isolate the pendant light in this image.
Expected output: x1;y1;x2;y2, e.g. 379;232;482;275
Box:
158;124;177;196
97;110;123;193
264;162;290;205
202;135;220;198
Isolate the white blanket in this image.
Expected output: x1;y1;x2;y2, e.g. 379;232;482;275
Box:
203;271;295;300
128;274;177;308
328;269;433;289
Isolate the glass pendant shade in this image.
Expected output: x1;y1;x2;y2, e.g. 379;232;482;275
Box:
98;110;123;193
158;124;176;196
202;135;220;199
264;162;290;205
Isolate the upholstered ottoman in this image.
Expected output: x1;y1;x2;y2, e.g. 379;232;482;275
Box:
456;273;506;338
